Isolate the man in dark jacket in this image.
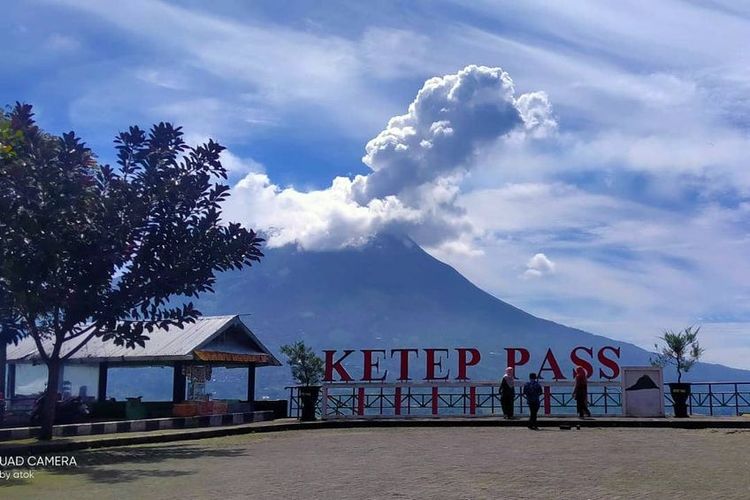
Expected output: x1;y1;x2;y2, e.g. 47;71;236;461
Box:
523;372;543;430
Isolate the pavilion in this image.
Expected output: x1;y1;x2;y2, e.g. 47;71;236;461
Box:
4;315;280;411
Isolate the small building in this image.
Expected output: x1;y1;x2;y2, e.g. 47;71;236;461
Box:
4;315;280;413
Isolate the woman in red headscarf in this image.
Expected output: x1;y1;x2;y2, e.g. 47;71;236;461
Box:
573;366;591;418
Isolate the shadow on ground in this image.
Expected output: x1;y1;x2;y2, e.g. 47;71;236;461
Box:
0;443;249;486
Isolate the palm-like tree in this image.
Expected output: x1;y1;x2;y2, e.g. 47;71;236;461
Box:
652;326;704;383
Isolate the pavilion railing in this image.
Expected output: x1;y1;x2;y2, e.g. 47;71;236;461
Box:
287;381;750;418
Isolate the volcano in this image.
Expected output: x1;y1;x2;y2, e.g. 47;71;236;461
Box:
191;233;749;397
626;375;660;391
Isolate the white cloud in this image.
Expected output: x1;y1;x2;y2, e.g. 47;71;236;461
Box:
227;173;422;249
44;33;80;52
524;253;556;278
226;65;553;250
698;323;750;369
434;186;750;353
220;150;265;177
514;91;557;138
134;68;188;91
458;182;627;233
355;65;554;202
53;0;415;139
359;28;432;80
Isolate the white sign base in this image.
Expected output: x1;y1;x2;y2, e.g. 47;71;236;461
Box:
621;366;664;417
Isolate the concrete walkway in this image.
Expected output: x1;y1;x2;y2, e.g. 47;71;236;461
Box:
2;414;749;457
4;425;750;499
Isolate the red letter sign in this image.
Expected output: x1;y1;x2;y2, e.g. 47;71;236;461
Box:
570;346;594;378
424;349;450;380
361;349;387;381
505;347;530;372
598;346;621;379
324;350;354;382
455;348;481;380
538;348;566;380
391;348;419;381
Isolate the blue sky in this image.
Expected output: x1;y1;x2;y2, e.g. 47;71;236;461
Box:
3;0;750;368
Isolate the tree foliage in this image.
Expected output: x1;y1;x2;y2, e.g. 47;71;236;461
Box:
280;341;324;386
1;106;31;405
652;326;704;383
0;109;24;160
0;103;264;438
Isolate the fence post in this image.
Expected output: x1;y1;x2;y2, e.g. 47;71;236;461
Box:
288;387;293;418
709;383;713;416
432;386;439;415
735;383;740;416
357;387;365;416
321;385;328;419
469;386;476;415
407;386;411;415
604;385;608;414
543;385;551;415
395;386;402;416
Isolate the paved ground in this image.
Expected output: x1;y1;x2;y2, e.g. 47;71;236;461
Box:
2;426;749;499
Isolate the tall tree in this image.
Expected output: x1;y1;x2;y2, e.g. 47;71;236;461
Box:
0;103;263;439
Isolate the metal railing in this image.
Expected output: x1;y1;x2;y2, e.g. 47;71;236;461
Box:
287;381;750;418
664;382;750;416
285;386;321;419
318;381;618;419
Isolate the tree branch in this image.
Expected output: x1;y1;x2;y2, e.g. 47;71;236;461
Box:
61;328;100;361
26;317;50;363
63;323;96;341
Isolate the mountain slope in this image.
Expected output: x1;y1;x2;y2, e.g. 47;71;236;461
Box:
195;233;749;396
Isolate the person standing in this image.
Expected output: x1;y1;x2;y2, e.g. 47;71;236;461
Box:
500;367;515;419
573;366;591;418
523;372;543;430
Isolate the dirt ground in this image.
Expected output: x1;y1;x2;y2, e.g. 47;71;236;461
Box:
2;426;749;499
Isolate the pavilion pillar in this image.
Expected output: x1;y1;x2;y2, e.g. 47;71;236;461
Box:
7;363;15;399
59;363;66;396
97;362;108;402
0;341;6;401
172;362;186;403
246;365;256;410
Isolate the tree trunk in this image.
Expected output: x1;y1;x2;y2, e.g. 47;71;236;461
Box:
39;357;61;441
